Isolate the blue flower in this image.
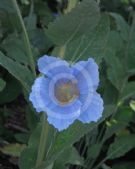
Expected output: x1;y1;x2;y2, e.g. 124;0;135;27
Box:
29;55;104;131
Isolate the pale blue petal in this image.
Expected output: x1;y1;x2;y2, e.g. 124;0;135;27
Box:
72;58;99;93
78;92;103;123
46;99;82;120
29;76;51;113
47;116;76;131
38;55;71;77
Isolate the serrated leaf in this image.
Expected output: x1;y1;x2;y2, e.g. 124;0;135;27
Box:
107;135;135;159
46;0;100;45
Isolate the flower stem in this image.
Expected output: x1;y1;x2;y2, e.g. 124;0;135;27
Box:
11;0;36;77
36;113;49;167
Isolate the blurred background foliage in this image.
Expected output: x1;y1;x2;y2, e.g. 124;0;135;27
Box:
0;0;135;169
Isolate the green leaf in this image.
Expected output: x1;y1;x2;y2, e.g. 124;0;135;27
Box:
130;100;135;111
57;14;110;64
45;122;95;166
110;13;129;41
105;53;126;90
19;123;42;169
53;146;84;169
46;0;100;45
0;75;21;104
0;143;26;157
36;106;113;169
25;107;38;130
88;143;102;159
103;79;118;105
107;135;135;159
20;0;29;5
119;82;135;101
102;164;112;169
1;34;29;64
19;115;56;169
0;0;15;13
0;51;34;92
103;120;126;142
0;78;6;92
114;107;133;124
15;133;29;144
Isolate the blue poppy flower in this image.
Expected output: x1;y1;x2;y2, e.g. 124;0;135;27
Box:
29;55;104;131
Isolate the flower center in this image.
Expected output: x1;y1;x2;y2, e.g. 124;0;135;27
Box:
54;80;79;105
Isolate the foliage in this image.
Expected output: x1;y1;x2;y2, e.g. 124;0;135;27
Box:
0;0;135;169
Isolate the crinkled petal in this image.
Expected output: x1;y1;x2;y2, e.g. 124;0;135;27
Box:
29;76;51;113
47;116;76;131
72;58;99;93
38;55;71;77
78;92;104;123
46;99;82;120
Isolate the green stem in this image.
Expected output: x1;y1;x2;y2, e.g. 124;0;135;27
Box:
36;114;49;167
11;0;36;77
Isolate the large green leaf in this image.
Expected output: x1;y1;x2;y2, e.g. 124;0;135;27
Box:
46;0;100;45
0;0;15;13
0;51;34;92
58;14;110;64
1;34;29;64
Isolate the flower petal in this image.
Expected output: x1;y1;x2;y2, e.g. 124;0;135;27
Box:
29;76;51;112
38;55;71;77
78;92;104;123
72;58;99;93
47;116;76;131
46;99;81;120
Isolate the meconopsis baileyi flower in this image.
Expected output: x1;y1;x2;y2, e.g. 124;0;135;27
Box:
29;55;104;131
